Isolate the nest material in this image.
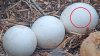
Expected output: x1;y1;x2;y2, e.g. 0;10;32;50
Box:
0;0;100;56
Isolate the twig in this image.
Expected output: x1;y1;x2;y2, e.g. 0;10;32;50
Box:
17;9;29;12
70;32;85;35
22;0;33;11
23;0;43;15
58;0;60;8
0;30;3;42
27;10;30;21
6;0;22;10
30;0;46;15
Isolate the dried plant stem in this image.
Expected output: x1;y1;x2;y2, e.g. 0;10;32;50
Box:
30;0;46;15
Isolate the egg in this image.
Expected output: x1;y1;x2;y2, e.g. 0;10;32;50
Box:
60;3;99;34
80;31;100;56
31;16;65;49
3;25;37;56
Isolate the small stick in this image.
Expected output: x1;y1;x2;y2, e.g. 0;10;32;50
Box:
58;0;60;8
30;0;46;15
7;0;22;10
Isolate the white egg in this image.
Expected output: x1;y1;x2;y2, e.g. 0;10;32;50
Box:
60;3;99;34
3;25;37;56
31;16;65;49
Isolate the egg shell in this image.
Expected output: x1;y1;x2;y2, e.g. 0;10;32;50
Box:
80;31;100;56
3;25;37;56
60;3;99;34
31;16;65;49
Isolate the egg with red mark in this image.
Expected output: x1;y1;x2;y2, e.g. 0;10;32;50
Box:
60;3;99;34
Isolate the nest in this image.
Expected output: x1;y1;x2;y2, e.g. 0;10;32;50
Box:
0;0;100;56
